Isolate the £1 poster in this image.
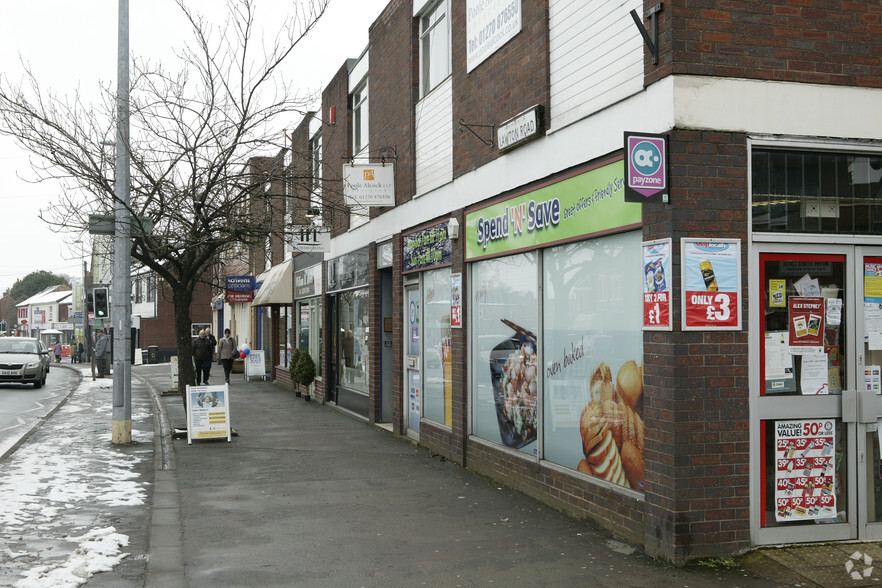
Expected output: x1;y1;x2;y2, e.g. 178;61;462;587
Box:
642;238;671;330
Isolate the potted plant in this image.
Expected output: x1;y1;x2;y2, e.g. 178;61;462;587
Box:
289;348;304;397
293;350;317;402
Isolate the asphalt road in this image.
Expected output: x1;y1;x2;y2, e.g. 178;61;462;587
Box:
0;363;78;459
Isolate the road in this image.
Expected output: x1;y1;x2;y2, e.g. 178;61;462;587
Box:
0;364;78;459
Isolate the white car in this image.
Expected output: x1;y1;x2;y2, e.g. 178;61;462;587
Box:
0;337;49;388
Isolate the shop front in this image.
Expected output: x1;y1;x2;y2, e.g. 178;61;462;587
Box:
750;144;882;545
294;262;323;393
327;247;370;419
464;156;645;492
401;220;455;440
252;259;293;380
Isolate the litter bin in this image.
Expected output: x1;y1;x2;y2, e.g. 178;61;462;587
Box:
147;345;159;364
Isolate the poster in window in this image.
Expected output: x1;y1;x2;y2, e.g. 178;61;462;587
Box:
774;419;836;522
681;239;741;330
788;297;825;354
642;238;672;331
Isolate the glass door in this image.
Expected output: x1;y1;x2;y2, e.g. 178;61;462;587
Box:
405;285;421;438
755;246;855;544
856;248;882;539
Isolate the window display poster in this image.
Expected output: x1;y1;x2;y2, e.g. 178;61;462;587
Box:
681;239;741;330
186;384;231;443
866;303;882;350
642;238;672;331
450;273;462;328
774;419;836;522
800;353;829;395
864;262;882;303
470;253;539;457
788;297;825;354
543;232;644;490
764;331;796;394
769;279;786;308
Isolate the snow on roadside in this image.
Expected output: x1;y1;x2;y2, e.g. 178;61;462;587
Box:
0;373;150;587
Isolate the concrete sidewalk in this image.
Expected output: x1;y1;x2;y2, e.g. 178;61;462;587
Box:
131;363;786;588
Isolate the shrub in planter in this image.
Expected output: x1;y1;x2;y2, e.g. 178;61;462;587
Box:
293;351;317;401
289;348;304;397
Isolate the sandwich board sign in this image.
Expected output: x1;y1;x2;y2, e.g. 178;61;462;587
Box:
186;384;232;443
245;349;268;381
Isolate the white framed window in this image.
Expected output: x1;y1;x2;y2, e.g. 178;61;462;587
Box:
352;80;369;155
419;0;450;97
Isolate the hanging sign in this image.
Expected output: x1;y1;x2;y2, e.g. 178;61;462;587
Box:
624;131;668;203
774;419;836;522
343;163;395;207
681;238;741;330
186;384;232;443
788;296;825;354
225;276;254;303
288;226;330;253
642;238;672;330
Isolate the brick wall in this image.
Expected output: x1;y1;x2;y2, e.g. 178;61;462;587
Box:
451;0;550;176
368;0;417;213
641;129;751;562
321;63;353;237
139;278;212;355
646;0;882;87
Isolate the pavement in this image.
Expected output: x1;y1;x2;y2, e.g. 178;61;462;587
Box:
1;362;881;587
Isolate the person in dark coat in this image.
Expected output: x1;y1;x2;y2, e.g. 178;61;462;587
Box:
192;329;214;385
95;330;109;377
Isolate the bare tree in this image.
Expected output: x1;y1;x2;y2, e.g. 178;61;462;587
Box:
0;0;341;393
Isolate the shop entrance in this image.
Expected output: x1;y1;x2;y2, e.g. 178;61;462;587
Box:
405;284;420;439
754;243;882;544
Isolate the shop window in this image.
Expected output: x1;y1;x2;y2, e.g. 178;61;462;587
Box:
543;232;644;490
338;288;369;394
470;252;539;456
752;149;882;234
419;0;450;97
422;267;452;427
296;298;322;372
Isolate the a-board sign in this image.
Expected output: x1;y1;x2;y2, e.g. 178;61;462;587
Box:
245;349;266;381
186;384;231;444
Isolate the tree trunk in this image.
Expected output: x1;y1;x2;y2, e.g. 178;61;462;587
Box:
172;286;196;406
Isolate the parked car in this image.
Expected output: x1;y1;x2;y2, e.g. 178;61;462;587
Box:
0;337;49;388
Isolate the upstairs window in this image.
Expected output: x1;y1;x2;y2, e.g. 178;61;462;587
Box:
420;0;450;97
352;81;368;155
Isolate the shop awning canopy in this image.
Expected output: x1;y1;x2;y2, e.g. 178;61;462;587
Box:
251;258;293;306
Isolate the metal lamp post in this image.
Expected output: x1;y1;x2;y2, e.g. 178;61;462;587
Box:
112;0;132;444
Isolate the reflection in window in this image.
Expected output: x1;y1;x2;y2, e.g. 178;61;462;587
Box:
338;288;369;394
423;268;452;427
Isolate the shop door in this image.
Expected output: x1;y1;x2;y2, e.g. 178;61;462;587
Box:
756;244;882;544
405;285;420;438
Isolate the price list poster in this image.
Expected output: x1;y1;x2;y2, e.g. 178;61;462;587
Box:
774;419;836;522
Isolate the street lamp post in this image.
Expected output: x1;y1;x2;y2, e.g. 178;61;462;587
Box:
112;0;132;444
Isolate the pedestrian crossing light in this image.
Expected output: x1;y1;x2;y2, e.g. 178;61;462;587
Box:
93;287;110;319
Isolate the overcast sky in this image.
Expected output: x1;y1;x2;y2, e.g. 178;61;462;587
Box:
0;0;387;296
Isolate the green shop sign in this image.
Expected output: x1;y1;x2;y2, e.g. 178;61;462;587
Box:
465;159;640;260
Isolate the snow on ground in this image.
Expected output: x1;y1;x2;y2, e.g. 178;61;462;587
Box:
0;372;151;587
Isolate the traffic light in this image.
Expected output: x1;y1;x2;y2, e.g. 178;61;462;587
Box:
93;287;110;319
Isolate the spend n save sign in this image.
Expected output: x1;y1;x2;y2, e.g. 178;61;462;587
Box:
681;238;742;330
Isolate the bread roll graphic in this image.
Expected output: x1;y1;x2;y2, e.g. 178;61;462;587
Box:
589;363;615;405
586;427;629;488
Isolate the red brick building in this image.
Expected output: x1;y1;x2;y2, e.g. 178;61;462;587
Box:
285;0;882;563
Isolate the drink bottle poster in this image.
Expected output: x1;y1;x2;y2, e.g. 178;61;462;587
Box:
642;238;672;331
774;419;836;522
681;238;741;330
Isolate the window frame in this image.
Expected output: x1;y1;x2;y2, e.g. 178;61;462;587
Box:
419;0;450;97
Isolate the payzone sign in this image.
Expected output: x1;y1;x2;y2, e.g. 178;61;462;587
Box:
624;131;668;203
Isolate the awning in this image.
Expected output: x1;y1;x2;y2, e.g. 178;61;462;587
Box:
251;258;293;306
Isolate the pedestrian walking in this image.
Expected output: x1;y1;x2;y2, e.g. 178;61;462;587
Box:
95;330;109;377
192;329;213;385
53;341;62;363
77;341;84;363
216;328;238;384
205;326;217;382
